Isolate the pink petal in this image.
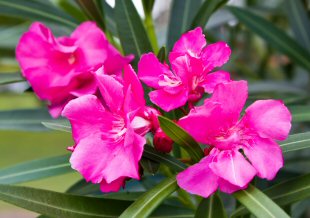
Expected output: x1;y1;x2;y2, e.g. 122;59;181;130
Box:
171;27;206;58
16;31;53;74
170;55;190;84
202;70;231;93
62;94;112;143
207;80;248;126
104;44;134;74
96;67;124;112
123;64;145;108
178;102;224;144
209;149;256;187
176;156;219;198
242;100;292;141
201;41;231;72
138;53;171;89
149;88;188;112
72;22;108;70
100;177;126;192
243;137;283;180
218;178;247;194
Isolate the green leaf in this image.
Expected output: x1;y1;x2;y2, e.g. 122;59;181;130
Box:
55;0;87;23
75;0;105;29
158;116;204;163
233;184;290;218
157;46;167;63
285;0;310;52
0;0;78;28
0;184;132;218
191;0;228;28
232;174;310;217
280;132;310;153
0;72;24;85
195;194;227;218
228;6;310;73
115;0;153;66
143;145;187;172
167;0;202;50
0;108;55;131
140;157;160;174
42;120;72;133
289;105;310;122
119;177;178;218
0;155;71;184
101;1;117;35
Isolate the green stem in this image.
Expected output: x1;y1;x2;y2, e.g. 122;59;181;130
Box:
144;14;159;53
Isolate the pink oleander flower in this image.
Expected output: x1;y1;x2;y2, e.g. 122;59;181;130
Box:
62;65;158;192
177;80;292;198
138;27;231;111
16;21;133;118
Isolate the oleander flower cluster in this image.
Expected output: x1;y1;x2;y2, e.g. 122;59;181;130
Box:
16;22;291;197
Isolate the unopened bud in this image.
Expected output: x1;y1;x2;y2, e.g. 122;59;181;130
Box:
153;128;173;153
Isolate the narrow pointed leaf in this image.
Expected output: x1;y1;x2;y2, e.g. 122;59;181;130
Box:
115;0;153;66
280;132;310;153
42;120;72;133
75;0;105;29
0;184;132;218
191;0;228;28
0;0;78;28
233;184;289;218
167;0;202;50
285;0;310;52
101;1;117;35
119;177;178;218
195;194;227;218
232;174;310;217
0;72;24;85
0;155;71;184
0;108;54;131
228;6;310;72
143;145;187;172
158;116;204;163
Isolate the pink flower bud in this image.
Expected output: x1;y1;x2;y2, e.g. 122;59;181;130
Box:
153;128;173;153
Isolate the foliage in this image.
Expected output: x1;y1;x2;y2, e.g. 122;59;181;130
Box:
0;0;309;217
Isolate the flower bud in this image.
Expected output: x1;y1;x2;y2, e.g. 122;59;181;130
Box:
153;128;173;153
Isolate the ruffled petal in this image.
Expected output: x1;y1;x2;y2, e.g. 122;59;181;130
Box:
100;177;126;192
171;27;206;58
241;100;292;141
96;67;124;112
209;149;256;187
178;102;224;144
138;53;171;89
176;156;219;198
123;65;145;109
104;44;134;74
149;88;188;112
207;80;248;126
201;41;231;72
218;178;246;194
72;22;108;70
69;125;144;185
62;94;112;143
201;70;231;93
243;137;283;180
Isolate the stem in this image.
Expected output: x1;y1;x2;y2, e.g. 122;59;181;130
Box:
144;13;159;53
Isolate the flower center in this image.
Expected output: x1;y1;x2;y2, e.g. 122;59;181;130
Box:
68;54;76;65
158;74;182;88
